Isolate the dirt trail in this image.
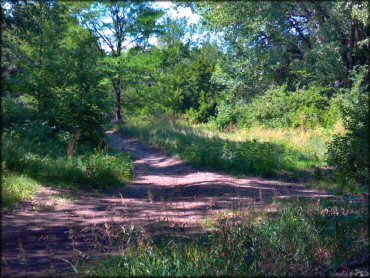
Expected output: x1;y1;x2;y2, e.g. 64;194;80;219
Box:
1;130;331;277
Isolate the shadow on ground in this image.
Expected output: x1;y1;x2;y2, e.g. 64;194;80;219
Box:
1;131;332;277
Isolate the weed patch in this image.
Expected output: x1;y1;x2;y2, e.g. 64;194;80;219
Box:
120;116;327;179
1;172;41;210
83;198;368;277
1;124;133;208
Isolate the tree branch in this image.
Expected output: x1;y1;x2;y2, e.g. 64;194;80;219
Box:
288;17;312;49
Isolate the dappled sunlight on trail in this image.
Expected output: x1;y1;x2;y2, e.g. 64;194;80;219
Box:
1;130;332;277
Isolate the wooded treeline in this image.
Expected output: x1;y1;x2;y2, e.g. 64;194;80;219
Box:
2;1;369;187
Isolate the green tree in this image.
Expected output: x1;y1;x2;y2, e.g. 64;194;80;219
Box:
2;0;110;143
194;1;369;94
2;0;71;113
78;2;163;122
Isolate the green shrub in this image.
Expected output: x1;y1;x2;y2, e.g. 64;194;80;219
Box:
2;92;109;146
183;92;217;124
234;85;343;130
184;107;201;124
2;96;37;128
53;94;109;145
209;100;241;129
327;66;369;189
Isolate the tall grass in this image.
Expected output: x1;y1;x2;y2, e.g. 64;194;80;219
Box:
120;115;339;180
1;123;134;209
203;120;345;161
84;198;368;277
2;135;133;190
1;171;41;210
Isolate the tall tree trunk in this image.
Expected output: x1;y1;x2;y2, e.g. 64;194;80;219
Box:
115;89;122;122
366;24;370;85
348;18;356;88
341;31;350;69
37;2;45;112
113;76;122;122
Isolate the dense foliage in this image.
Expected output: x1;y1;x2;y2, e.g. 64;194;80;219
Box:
194;2;369;92
2;0;368;200
1;1;368;276
327;66;369;189
2;1;111;144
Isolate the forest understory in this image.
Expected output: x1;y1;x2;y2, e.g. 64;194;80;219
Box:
2;1;369;277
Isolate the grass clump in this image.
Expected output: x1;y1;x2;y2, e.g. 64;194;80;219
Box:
1;171;41;210
82;151;133;187
84;198;368;277
3;137;133;190
2;123;133;194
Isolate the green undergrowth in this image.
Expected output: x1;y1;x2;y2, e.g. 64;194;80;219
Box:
1;171;41;210
84;198;368;277
2;123;133;209
308;179;366;196
120;116;335;180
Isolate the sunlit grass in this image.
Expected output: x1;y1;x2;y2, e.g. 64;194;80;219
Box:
120;115;340;179
2;172;41;210
309;179;365;195
200;119;345;161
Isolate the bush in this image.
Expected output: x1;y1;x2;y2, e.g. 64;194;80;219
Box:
2;94;109;146
327;66;369;189
184;107;201;124
2;96;37;128
233;85;343;130
52;92;109;145
210;100;241;129
183;92;217;124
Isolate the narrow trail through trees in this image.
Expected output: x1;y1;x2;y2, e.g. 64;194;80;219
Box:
1;130;331;277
